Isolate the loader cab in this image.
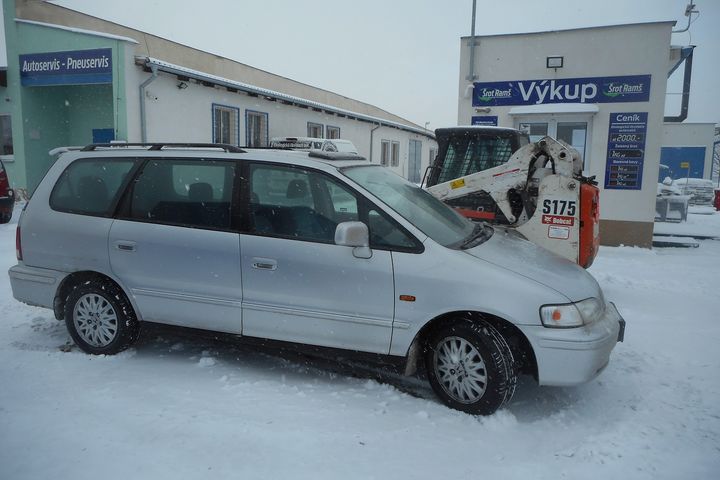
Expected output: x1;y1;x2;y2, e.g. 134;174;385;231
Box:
425;127;529;188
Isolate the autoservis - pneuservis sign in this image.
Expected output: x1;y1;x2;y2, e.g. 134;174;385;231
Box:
19;48;113;87
472;75;651;107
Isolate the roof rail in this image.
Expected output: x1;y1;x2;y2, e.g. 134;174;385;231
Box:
308;151;367;161
238;145;295;150
80;143;246;153
48;146;84;156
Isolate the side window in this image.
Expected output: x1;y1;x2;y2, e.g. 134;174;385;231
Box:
391;141;400;167
128;159;235;230
246;111;268;147
380;140;390;166
212;104;239;145
326;126;340;139
307;122;323;139
249;164;358;243
0;115;13;159
367;208;417;250
50;158;136;216
327;182;358;221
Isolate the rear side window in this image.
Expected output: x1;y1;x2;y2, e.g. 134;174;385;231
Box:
128;159;236;230
50;158;136;216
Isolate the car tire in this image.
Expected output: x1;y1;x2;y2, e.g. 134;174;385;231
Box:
425;318;517;415
64;279;140;355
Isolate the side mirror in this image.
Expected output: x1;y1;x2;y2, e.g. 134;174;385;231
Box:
335;221;372;259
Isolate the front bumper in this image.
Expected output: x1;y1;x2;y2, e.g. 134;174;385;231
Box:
8;264;67;310
520;302;625;386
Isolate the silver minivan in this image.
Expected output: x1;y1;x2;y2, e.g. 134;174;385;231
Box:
9;143;624;415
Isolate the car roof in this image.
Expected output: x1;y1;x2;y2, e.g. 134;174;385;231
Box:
57;144;370;172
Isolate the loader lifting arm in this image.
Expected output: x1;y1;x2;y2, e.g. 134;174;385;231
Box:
427;136;581;225
426;132;600;268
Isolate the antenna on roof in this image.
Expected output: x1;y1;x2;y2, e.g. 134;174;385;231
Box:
673;2;699;33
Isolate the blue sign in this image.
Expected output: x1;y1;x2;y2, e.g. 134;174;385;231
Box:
473;75;651;107
19;48;113;86
660;146;706;179
604;112;648;190
471;116;498;126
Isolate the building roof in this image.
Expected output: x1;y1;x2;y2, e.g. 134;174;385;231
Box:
139;57;433;138
14;1;425;133
15;19;139;44
461;20;677;39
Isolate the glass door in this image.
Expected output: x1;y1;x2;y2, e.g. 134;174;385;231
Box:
556;122;588;164
518;122;549;143
516;116;592;170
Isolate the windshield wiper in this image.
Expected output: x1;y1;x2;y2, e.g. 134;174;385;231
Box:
460;223;493;249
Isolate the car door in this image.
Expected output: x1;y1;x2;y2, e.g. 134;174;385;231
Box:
240;162;395;354
109;158;243;334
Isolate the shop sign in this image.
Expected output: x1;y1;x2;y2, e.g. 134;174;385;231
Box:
19;48;113;86
471;116;498;126
604;112;648;190
472;75;651;107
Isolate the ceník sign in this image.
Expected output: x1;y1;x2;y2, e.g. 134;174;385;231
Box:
19;48;113;86
473;74;651;106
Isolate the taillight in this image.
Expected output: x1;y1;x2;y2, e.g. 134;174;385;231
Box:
0;168;9;195
16;225;22;261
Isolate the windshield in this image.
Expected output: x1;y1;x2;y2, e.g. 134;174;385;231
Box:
436;133;519;184
342;165;482;247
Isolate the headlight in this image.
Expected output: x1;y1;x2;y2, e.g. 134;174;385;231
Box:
540;298;604;328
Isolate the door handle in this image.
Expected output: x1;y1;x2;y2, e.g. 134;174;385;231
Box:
114;241;137;252
252;257;277;270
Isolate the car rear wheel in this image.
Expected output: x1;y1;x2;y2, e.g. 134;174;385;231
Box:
64;279;140;355
425;319;517;415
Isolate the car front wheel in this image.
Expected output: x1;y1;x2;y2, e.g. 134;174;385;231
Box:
425;319;517;415
64;279;140;355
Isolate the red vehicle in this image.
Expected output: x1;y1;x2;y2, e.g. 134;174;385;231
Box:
0;158;14;223
714;189;720;211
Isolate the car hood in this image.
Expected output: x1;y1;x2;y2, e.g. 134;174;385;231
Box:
464;228;602;302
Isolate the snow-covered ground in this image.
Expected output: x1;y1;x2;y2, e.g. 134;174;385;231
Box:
1;206;719;480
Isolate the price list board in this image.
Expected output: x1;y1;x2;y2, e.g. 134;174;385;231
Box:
604;112;648;190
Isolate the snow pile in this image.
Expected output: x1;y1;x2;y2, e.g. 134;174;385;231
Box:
1;206;719;479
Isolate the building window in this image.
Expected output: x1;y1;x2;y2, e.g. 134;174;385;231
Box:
246;110;269;147
391;141;400;167
212;104;239;145
307;122;323;138
326;126;340;139
380;140;390;166
0;115;13;159
429;148;437;164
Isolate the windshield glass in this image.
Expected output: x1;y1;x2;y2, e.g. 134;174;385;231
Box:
437;133;518;184
342;165;479;247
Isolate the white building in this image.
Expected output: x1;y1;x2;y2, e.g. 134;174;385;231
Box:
661;122;716;180
457;21;715;247
1;0;436;194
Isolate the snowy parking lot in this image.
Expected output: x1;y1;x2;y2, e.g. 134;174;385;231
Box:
1;207;719;479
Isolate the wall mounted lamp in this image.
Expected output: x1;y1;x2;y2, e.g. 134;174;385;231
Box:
546;56;564;69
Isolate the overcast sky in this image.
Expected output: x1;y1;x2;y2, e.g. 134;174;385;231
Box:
3;0;718;127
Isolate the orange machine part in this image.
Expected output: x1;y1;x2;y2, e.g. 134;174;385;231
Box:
455;208;496;221
579;183;600;268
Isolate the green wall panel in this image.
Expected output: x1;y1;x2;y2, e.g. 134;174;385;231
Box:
2;0;130;192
